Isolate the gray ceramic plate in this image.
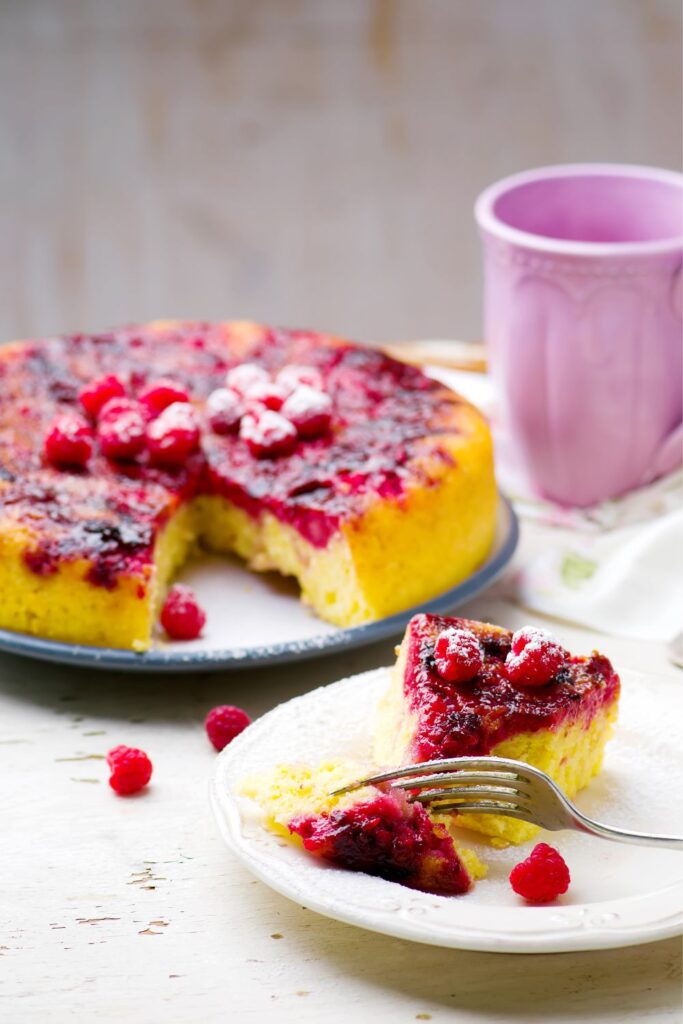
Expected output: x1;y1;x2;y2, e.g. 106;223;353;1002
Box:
0;494;518;673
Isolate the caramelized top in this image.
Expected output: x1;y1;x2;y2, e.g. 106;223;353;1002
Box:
402;614;620;759
0;322;468;582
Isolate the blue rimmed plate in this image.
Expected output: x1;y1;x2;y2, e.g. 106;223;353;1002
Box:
0;494;518;672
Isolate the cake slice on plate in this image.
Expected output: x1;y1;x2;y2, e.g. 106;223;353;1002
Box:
374;614;620;845
241;759;486;895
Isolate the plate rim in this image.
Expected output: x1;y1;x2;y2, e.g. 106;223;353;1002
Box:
210;667;683;954
0;493;518;673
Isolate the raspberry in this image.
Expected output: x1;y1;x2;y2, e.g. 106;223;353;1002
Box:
98;396;149;423
281;385;332;438
509;843;571;903
505;626;567;686
79;374;126;419
225;363;269;396
245;380;288;411
146;402;200;467
239;409;298;458
43;413;94;469
160;583;206;640
206;387;243;434
97;404;147;460
106;745;153;795
434;627;483;682
205;704;252;751
138;378;190;416
276;364;323;395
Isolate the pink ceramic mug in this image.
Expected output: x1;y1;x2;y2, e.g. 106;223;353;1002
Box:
475;164;683;507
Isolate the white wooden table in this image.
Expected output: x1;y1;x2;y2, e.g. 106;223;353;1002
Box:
2;522;681;1023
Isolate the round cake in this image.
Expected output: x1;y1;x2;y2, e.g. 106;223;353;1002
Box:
0;320;496;649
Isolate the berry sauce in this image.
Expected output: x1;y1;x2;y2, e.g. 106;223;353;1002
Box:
402;614;620;760
288;791;472;894
1;323;465;587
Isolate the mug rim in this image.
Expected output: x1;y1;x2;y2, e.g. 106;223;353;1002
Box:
475;163;683;257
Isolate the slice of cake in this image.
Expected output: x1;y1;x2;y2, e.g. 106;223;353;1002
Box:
0;321;496;649
375;615;620;845
241;759;486;895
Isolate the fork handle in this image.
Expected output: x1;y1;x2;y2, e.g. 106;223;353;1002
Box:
572;808;683;850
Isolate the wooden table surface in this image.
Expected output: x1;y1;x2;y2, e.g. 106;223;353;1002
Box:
1;2;681;1020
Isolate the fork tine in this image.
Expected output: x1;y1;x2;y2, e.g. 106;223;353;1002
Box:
430;802;536;822
408;785;532;804
388;773;534;799
329;757;537;796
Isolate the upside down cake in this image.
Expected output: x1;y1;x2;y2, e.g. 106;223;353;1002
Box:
375;615;620;845
0;321;496;650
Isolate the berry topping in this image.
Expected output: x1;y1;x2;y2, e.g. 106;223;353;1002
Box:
106;745;153;795
79;374;126;419
225;362;269;396
276;364;323;394
206;387;244;434
98;396;149;423
205;704;252;751
434;627;483;682
246;380;288;411
138;378;190;416
97;404;147;460
239;409;298;458
281;385;332;438
505;627;568;687
160;583;206;640
146;402;200;467
43;413;94;469
509;843;571;903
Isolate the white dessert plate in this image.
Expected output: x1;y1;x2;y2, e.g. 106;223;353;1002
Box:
0;494;517;673
211;666;683;953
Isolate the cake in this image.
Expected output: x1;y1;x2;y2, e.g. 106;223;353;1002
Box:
0;321;496;650
374;615;620;845
241;759;486;895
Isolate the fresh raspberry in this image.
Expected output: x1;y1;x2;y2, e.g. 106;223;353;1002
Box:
206;387;244;434
509;843;571;903
239;409;298;458
146;402;200;467
205;704;252;751
43;413;94;469
276;364;323;395
97;404;147;460
505;626;568;686
245;380;288;411
160;584;206;640
225;363;270;396
79;374;127;419
434;627;483;682
106;745;153;795
281;385;332;438
98;396;149;423
138;378;190;417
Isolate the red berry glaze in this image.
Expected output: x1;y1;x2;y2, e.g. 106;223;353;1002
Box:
106;745;153;795
509;843;571;903
206;387;243;434
239;410;298;458
205;704;252;751
434;627;483;682
160;583;206;640
43;413;94;469
281;385;332;438
79;374;126;419
139;378;190;416
505;627;568;687
146;402;200;467
98;405;147;460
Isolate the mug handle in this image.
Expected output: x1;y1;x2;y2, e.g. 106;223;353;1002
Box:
639;262;683;485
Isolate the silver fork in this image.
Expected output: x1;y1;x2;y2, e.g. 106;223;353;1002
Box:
331;756;683;850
